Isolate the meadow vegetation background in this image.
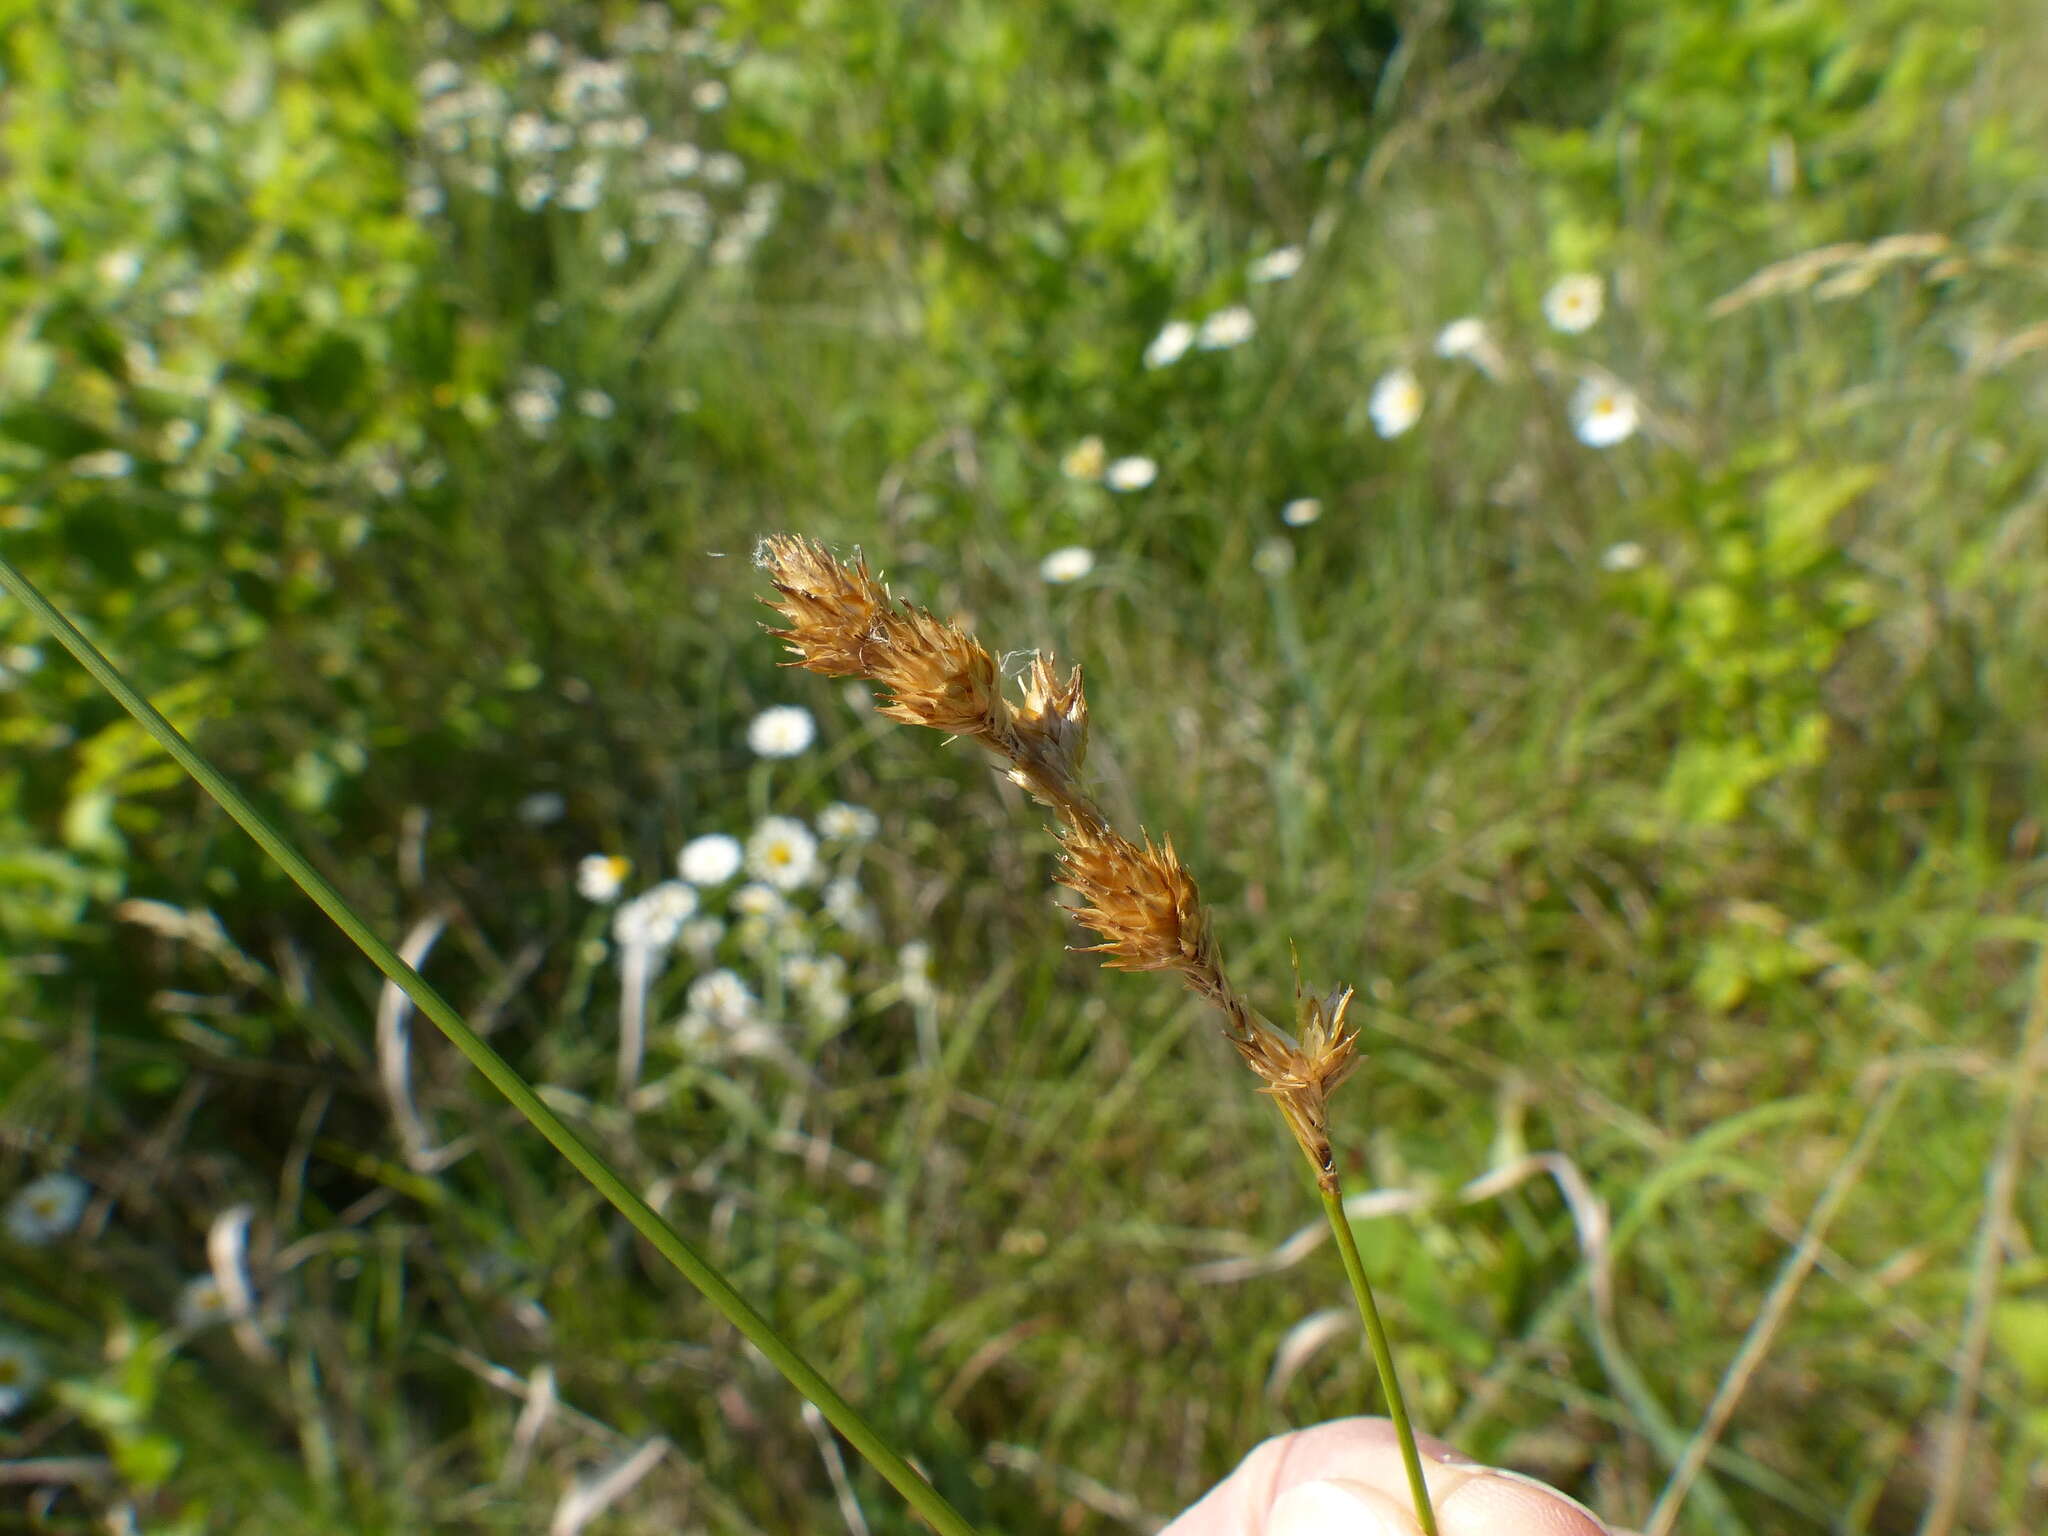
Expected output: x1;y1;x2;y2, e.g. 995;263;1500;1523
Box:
3;0;2047;1531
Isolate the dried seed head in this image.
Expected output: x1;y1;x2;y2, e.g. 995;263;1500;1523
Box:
1293;982;1362;1101
754;534;1364;1192
753;534;889;677
868;607;1011;737
1056;823;1223;987
756;535;1012;741
1228;982;1361;1191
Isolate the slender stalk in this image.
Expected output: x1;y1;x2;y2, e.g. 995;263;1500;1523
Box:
0;554;983;1536
1322;1181;1439;1536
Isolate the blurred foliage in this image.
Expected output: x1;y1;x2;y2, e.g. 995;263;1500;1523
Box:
3;0;2048;1532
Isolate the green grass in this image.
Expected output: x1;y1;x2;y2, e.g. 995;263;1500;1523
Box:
4;0;2048;1532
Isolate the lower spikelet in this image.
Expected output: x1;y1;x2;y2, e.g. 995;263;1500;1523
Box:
754;533;1360;1187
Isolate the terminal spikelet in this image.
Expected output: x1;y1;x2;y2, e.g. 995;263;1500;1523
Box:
756;534;1011;740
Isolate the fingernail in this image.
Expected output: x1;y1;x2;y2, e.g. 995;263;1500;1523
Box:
1269;1477;1416;1536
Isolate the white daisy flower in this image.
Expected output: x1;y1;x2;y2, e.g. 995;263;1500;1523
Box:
1249;245;1304;283
1196;305;1256;350
0;646;44;691
816;802;878;842
1600;540;1648;572
691;79;729;112
643;880;698;924
1368;368;1424;438
678;916;725;959
899;940;938;1008
822;876;879;938
576;388;614;419
5;1172;88;1244
746;816;820;890
787;952;851;1025
176;1275;229;1330
732;882;785;917
527;32;563;67
516;791;566;826
805;978;851;1028
70;450;134;480
507;113;549;155
1039;546;1095;584
1143;319;1196;369
747;704;816;759
1280;498;1322;527
658;142;704;178
555;59;629;118
1543;273;1605;334
734;907;801;953
515;173;553;211
576;854;631;903
678;832;744;885
0;1335;43;1417
415;60;463;98
613;881;697;948
1104;456;1158;492
559;162;606;211
686;968;756;1028
1434;317;1505;376
1570;379;1641;447
584;116;647;150
1434;317;1490;359
1060;435;1106;481
96;249;142;289
1251;538;1295;577
510;388;558;433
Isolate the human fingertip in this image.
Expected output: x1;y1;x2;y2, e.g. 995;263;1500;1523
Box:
1437;1466;1612;1536
1269;1477;1423;1536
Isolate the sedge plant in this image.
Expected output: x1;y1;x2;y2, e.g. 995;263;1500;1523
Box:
756;533;1441;1536
6;532;1438;1534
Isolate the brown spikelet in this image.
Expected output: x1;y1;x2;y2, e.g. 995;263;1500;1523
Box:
754;533;891;677
1055;823;1218;983
1232;983;1361;1190
870;608;1010;738
1010;653;1088;786
756;534;1011;741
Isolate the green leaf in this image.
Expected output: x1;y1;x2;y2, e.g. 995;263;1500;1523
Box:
1993;1298;2048;1392
1762;463;1883;570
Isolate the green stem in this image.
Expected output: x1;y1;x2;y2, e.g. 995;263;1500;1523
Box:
0;554;983;1536
1322;1180;1439;1536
